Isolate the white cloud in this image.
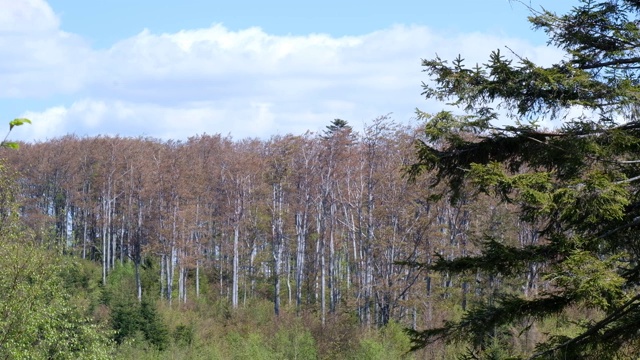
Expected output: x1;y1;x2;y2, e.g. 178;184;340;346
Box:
0;0;93;98
4;1;567;141
20;105;68;140
16;99;358;141
0;0;59;33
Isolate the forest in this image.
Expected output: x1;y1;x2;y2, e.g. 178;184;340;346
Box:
0;117;488;359
5;0;640;359
1;117;461;356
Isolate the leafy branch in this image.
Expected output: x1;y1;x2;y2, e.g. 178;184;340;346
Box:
1;118;31;149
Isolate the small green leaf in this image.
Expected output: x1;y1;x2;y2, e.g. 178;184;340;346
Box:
9;118;31;131
2;142;20;149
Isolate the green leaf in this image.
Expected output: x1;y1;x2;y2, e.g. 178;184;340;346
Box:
2;142;19;149
9;118;31;131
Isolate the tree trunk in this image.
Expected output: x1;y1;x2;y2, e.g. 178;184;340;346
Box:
272;182;284;316
166;247;174;305
196;259;200;299
295;212;306;312
135;260;142;302
232;226;239;309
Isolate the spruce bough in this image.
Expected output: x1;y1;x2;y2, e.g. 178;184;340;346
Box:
408;1;640;358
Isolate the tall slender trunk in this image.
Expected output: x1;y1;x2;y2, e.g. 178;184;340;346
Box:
82;209;88;260
287;253;292;306
182;266;187;303
320;230;326;326
195;259;200;299
134;202;143;302
82;181;90;260
329;225;335;313
135;261;142;302
119;210;126;264
166;247;174;305
232;225;239;308
178;252;184;303
110;198;116;270
160;254;166;300
272;182;285;316
178;262;187;304
102;221;107;285
194;203;201;299
102;194;109;285
295;212;306;312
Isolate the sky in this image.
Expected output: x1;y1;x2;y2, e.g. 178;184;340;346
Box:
1;0;573;142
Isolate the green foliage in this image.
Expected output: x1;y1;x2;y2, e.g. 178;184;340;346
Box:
226;332;276;360
355;338;386;360
111;298;143;344
109;295;169;350
2;117;30;149
173;324;195;346
8;118;31;130
271;322;317;360
311;312;360;358
353;321;414;360
104;262;169;350
0;153;112;359
140;299;170;349
325;118;352;135
409;0;640;358
550;250;625;310
0;241;113;359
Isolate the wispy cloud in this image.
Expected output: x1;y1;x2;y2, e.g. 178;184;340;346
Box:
3;0;565;141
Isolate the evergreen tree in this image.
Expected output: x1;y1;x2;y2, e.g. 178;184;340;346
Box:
323;118;352;138
408;1;640;358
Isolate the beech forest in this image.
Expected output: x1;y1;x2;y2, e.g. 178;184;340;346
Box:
2;117;498;358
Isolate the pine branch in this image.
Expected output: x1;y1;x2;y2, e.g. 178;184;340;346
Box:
576;57;640;70
597;216;640;239
528;293;640;359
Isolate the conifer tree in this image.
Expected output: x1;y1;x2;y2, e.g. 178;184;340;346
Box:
408;1;640;358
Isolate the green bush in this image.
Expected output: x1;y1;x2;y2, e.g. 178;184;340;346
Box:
226;331;277;360
350;321;413;360
272;323;317;360
0;241;113;359
355;338;387;360
173;324;195;346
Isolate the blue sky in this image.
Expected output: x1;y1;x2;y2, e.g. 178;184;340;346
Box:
47;1;557;47
2;0;571;141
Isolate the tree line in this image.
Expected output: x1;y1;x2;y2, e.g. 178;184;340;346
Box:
6;116;506;332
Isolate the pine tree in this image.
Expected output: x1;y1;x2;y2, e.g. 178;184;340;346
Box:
408;1;640;358
323;119;352;138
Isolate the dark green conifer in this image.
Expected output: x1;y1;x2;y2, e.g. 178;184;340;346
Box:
408;1;640;358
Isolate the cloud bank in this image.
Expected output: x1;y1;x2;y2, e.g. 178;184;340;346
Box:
1;0;565;142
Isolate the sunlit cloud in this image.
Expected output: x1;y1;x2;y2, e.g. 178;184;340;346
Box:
4;0;566;141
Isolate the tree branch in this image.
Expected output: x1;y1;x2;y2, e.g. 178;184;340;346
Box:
528;293;640;359
577;57;640;70
614;174;640;184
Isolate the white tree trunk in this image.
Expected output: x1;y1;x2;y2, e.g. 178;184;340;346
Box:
232;226;239;308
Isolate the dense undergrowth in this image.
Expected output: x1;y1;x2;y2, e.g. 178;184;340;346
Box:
69;258;421;359
1;240;605;359
44;256;601;359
